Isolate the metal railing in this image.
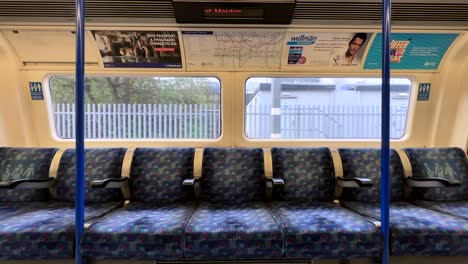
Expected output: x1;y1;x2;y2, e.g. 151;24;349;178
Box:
53;103;407;139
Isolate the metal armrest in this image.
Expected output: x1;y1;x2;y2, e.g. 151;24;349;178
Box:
92;177;128;188
183;178;199;187
407;176;461;187
265;177;284;201
265;177;285;188
336;177;373;188
271;178;285;186
183;178;200;201
0;177;55;189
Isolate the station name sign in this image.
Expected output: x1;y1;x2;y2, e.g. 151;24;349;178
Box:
173;0;294;24
203;7;264;19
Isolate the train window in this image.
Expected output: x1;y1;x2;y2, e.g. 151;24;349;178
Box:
245;77;411;139
49;76;221;139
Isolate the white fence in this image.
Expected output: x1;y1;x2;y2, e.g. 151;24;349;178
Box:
245;104;407;139
54;103;221;139
54;103;407;139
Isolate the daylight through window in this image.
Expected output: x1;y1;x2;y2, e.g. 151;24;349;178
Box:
245;77;411;139
49;76;221;139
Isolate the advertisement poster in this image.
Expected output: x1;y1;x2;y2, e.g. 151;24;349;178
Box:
364;33;458;70
92;31;182;68
284;32;372;68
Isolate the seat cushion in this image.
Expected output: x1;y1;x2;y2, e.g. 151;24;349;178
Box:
0;202;120;259
412;200;468;220
341;201;468;256
0;202;54;221
0;147;57;202
81;202;196;260
184;202;283;260
270;201;382;259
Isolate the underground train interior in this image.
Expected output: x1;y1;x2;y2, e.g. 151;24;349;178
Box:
0;0;467;264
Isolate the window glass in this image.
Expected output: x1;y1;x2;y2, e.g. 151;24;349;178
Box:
245;77;411;139
49;76;221;139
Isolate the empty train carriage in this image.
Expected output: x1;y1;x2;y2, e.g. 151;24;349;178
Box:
0;0;467;264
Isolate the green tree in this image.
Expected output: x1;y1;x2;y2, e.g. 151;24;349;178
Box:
49;76;220;105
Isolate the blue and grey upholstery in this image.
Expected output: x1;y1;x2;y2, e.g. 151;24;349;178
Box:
271;147;335;202
338;148;406;202
0;147;57;203
56;148;126;203
185;202;283;259
0;202;121;259
184;148;284;260
199;148;266;203
81;202;195;259
270;148;382;259
81;148;196;260
129;148;195;203
409;200;468;220
342;201;468;255
0;148;126;259
338;148;468;256
403;147;468;220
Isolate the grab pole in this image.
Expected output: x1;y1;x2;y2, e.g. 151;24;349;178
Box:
381;0;392;264
75;0;85;263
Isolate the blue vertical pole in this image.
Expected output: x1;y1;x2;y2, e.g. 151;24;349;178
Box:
75;0;85;264
381;0;391;264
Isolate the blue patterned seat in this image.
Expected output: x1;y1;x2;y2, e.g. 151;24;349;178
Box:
184;148;284;260
270;148;382;259
81;148;196;260
403;148;468;220
338;148;468;256
342;201;468;255
410;200;468;220
0;202;121;259
0;148;126;259
0;147;57;204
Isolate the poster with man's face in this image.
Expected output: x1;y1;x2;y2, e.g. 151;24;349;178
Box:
92;30;182;68
283;32;373;68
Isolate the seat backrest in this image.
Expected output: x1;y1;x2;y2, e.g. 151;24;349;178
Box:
271;147;334;202
56;148;126;203
130;148;195;203
0;147;58;202
201;148;265;203
337;148;406;202
403;147;468;201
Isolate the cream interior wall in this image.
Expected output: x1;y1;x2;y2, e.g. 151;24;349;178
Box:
429;33;468;149
448;59;468;150
0;27;466;149
23;69;438;150
0;32;34;146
